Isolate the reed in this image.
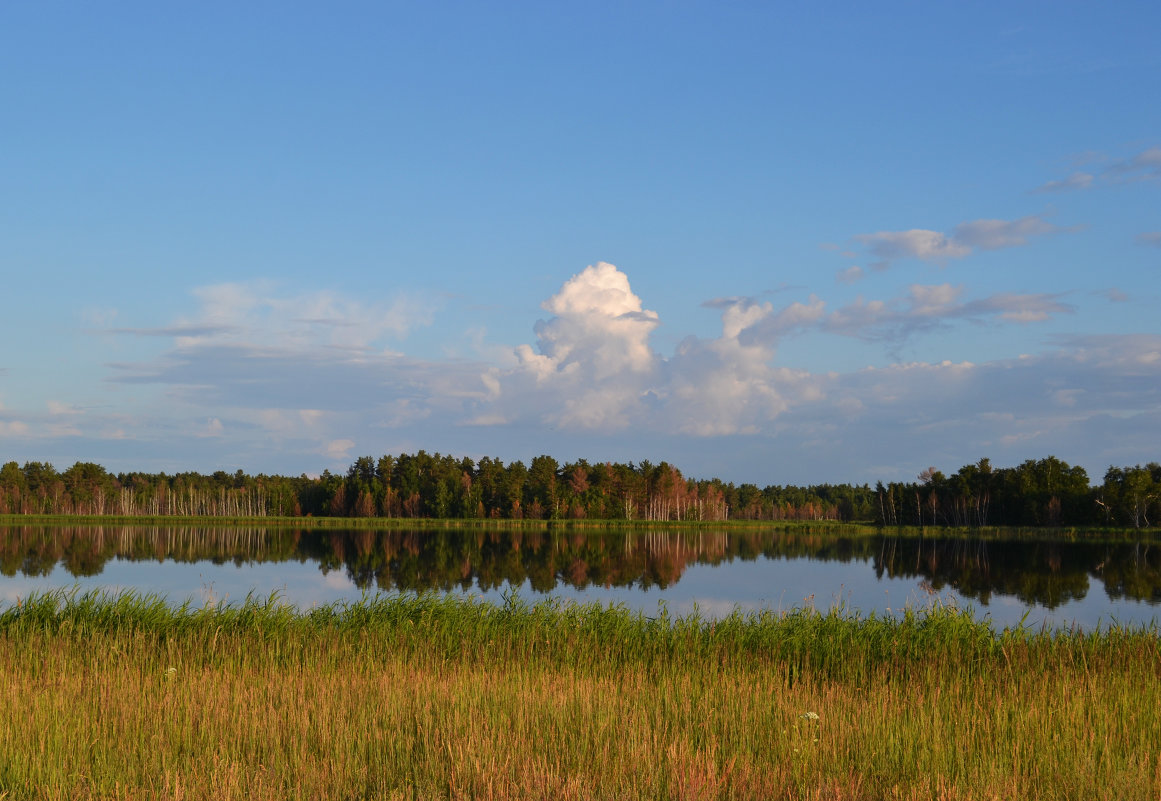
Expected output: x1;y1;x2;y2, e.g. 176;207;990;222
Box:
2;590;1159;800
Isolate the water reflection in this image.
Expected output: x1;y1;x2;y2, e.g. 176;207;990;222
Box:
1;525;1159;627
873;536;1161;607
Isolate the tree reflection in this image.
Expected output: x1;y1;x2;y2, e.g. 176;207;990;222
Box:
1;524;1159;609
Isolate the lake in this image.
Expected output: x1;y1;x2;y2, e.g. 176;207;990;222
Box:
2;523;1159;630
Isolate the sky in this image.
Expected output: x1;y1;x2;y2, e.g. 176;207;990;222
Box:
1;2;1158;487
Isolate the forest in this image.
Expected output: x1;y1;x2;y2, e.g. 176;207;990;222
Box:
0;453;1157;529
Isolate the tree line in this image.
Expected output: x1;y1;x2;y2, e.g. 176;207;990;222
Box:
0;452;1156;528
876;457;1160;529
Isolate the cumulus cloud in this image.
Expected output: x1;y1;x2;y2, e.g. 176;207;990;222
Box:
853;214;1072;269
488;266;826;436
507;262;660;428
522;262;659;378
660;299;813;436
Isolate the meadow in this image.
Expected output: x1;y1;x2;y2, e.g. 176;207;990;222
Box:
2;590;1159;800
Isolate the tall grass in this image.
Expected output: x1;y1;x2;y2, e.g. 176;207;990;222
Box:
2;590;1159;799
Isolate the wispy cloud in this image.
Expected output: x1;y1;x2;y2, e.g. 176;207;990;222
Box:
1136;232;1161;248
1035;145;1161;192
836;266;864;285
196;418;225;438
853;214;1072;269
0;421;30;437
324;439;356;461
821;284;1073;342
1031;171;1094;194
855;229;971;267
110;281;439;355
47;400;84;416
1106;146;1161;181
951;216;1070;250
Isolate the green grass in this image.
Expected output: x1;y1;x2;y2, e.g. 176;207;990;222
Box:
2;590;1160;799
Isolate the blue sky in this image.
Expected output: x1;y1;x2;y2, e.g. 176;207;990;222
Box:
1;2;1158;485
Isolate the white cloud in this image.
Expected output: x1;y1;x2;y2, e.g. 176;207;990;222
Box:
1136;232;1161;248
662;323;786;436
720;295;825;346
717;298;772;340
529;261;659;378
498;279;822;437
502;263;662;429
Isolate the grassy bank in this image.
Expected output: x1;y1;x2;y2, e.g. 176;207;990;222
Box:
3;591;1160;800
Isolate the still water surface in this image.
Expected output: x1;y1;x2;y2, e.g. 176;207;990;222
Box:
2;523;1159;630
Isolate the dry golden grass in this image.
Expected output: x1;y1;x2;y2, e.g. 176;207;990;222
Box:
1;591;1158;800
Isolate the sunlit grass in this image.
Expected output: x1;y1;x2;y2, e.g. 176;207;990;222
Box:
3;590;1159;799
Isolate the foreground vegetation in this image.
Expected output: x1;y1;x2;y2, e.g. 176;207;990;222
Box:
3;591;1159;800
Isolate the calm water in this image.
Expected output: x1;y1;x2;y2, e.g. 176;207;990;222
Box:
2;523;1159;631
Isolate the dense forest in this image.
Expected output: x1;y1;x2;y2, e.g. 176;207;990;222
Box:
0;453;1157;528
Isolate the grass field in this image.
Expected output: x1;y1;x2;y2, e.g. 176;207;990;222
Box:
2;590;1159;800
